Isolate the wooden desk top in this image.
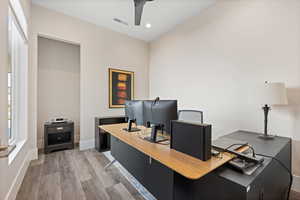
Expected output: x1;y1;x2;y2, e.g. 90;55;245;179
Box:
100;123;247;180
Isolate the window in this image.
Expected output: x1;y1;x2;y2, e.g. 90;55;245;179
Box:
8;71;12;140
7;3;28;145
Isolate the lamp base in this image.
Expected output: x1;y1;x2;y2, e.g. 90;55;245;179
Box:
258;134;275;140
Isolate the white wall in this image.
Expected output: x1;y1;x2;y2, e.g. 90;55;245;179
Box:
0;0;37;200
37;37;80;148
0;0;10;198
149;0;300;175
0;0;9;147
30;4;149;150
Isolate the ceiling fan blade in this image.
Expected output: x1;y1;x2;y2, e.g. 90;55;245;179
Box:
134;0;146;26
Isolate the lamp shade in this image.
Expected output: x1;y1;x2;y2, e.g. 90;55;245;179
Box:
262;82;288;105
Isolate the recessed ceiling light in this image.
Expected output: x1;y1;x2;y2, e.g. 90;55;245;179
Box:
145;23;152;28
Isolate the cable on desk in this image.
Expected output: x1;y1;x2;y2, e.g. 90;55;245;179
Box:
223;143;256;157
212;143;248;159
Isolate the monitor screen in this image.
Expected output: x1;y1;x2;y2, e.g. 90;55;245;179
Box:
143;100;178;134
124;100;144;125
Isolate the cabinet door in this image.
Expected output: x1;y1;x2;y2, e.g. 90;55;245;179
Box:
260;161;290;200
110;136;174;200
111;136;148;184
250;142;291;200
144;158;173;200
246;174;263;200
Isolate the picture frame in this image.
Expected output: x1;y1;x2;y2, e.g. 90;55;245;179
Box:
109;68;134;108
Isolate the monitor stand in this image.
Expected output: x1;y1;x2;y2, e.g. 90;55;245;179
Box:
144;123;168;143
123;119;141;132
144;136;169;143
123;127;141;132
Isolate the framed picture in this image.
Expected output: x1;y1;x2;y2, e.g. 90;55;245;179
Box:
109;68;134;108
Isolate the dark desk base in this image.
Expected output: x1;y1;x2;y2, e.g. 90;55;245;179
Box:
110;131;291;200
111;136;173;200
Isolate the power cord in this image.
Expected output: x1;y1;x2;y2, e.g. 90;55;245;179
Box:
224;143;256;157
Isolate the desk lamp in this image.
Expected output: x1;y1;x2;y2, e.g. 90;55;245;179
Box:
259;82;288;139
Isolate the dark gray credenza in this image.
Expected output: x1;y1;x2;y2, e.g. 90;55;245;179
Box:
44;121;74;153
95;116;127;152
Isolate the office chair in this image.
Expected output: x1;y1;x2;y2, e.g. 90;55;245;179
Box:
178;110;203;124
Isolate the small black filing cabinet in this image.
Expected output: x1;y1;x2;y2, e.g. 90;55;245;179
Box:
95;116;127;152
44;121;74;153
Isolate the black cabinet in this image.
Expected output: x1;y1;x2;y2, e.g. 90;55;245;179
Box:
44;121;74;153
95;116;127;152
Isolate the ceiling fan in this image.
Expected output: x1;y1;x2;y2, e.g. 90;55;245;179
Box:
134;0;154;26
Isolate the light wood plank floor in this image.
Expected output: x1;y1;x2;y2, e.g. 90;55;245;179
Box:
16;149;300;200
16;149;146;200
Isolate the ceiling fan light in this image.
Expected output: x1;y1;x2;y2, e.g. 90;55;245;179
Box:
145;23;152;28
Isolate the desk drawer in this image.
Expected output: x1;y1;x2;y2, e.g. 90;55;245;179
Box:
48;132;72;145
47;126;72;134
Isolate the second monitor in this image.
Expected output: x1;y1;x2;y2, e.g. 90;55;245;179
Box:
125;99;178;136
143;100;177;135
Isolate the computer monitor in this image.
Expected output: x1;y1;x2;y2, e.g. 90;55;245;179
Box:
124;100;144;125
143;100;178;134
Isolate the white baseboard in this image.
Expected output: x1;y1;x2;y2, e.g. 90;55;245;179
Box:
292;175;300;193
29;148;38;160
79;139;95;150
5;148;38;200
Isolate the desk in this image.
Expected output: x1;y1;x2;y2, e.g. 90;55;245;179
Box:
100;123;246;180
100;124;291;200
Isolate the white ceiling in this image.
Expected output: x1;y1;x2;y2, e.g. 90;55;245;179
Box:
31;0;215;42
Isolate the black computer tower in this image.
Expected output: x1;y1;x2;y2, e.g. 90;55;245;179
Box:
171;120;211;161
